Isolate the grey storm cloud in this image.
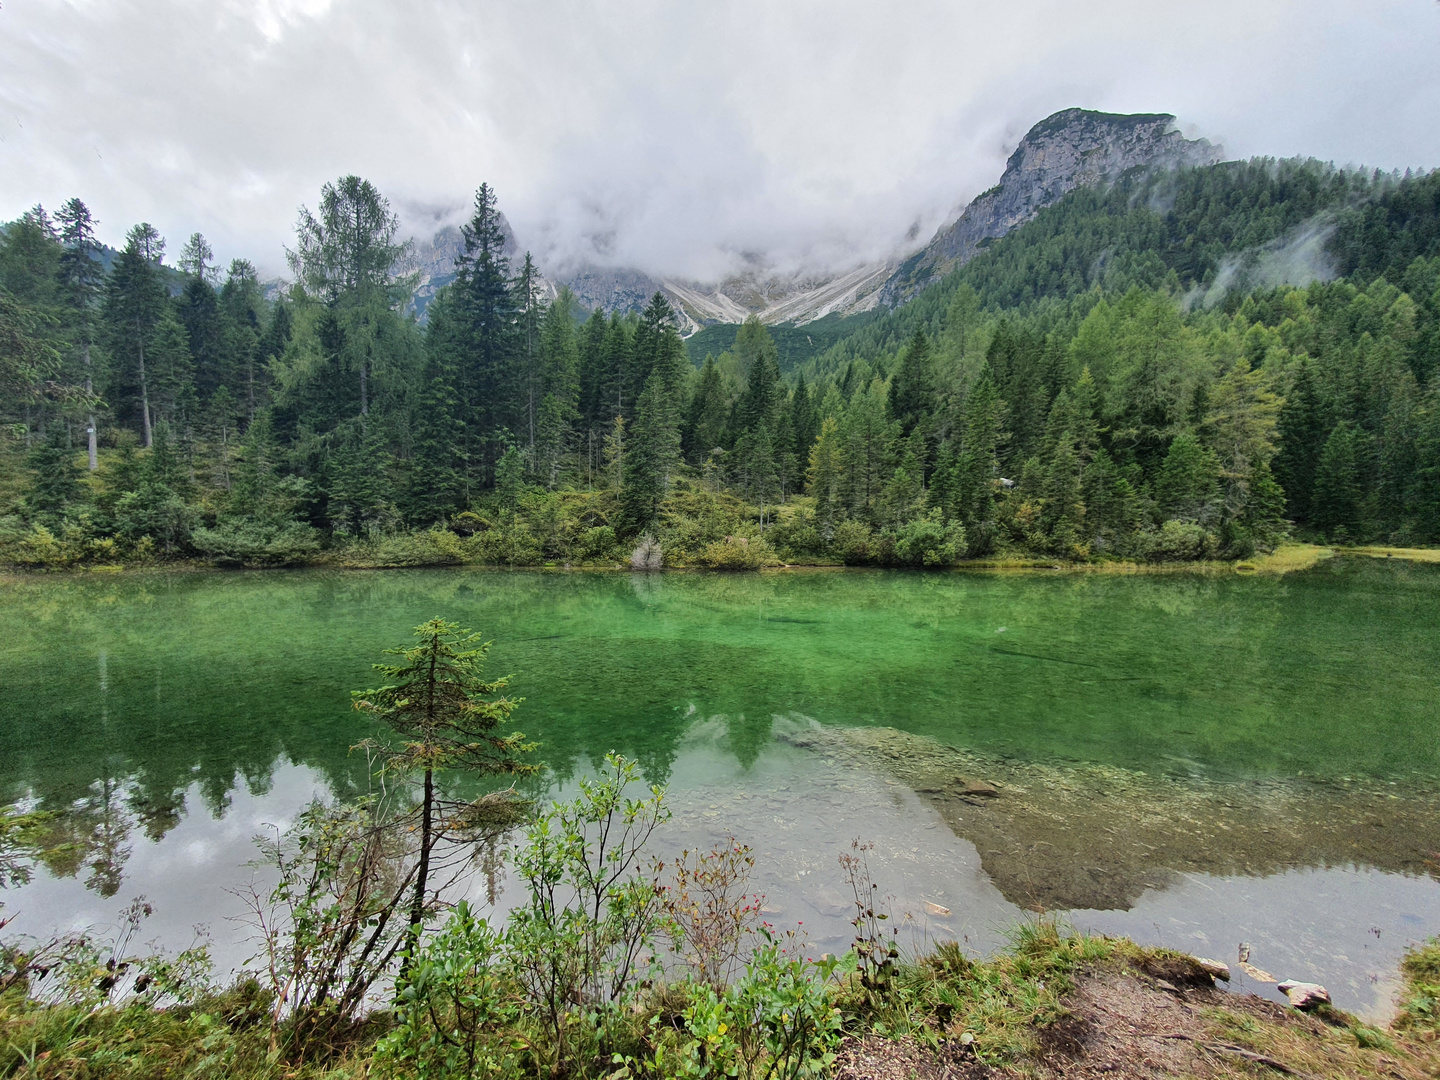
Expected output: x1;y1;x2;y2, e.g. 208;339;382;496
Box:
2;0;1438;280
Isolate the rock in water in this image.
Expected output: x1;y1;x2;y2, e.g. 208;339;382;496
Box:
959;779;999;798
1277;981;1331;1011
1194;957;1231;981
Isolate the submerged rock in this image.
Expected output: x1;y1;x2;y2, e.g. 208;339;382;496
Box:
786;724;1440;912
958;779;999;798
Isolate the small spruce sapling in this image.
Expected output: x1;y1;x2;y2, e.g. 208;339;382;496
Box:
353;618;537;960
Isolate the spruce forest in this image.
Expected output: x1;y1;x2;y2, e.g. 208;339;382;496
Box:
3;159;1440;571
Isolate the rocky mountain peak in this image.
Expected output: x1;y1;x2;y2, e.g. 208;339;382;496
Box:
879;109;1222;305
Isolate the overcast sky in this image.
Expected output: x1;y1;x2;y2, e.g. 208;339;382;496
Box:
3;0;1438;281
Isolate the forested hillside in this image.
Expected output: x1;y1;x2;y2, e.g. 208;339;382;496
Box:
2;157;1438;569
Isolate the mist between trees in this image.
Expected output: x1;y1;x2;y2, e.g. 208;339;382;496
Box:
2;159;1439;570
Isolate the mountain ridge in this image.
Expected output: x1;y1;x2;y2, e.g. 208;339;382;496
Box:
403;107;1223;333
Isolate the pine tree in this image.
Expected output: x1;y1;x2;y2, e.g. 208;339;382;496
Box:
683;354;728;464
807;416;843;536
514;252;545;452
284;177;415;426
179;272;227;401
0;206;60;311
622;374;679;532
952;366;1006;538
840;380;895;522
26;423;83;522
1155;432;1221;523
1311;421;1364;540
327;420;392;535
791;372;817;464
577;307;610;442
735;317;782;435
57;198;104;469
888;330;934;438
353;619;536;962
602;414;626;490
103;224;170;446
601;313;633;422
405;291;467;520
1040;433;1085;556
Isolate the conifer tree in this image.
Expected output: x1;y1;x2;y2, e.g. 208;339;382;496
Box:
1272;359;1328;525
104;224;170;446
353;619;536;960
26;423;83;522
951;366;1006;540
577;307;610;441
683;354;728;464
1312;421;1365;539
888;330;935;438
790;372;816;464
1155;432;1221;523
807;416;843;536
57;198;104;469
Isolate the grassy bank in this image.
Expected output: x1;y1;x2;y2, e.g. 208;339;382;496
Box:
3;928;1437;1079
4;541;1385;579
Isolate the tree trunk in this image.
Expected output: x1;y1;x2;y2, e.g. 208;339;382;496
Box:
137;319;153;448
85;343;98;471
405;637;441;968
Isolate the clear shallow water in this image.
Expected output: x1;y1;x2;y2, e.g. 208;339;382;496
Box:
1;561;1438;1017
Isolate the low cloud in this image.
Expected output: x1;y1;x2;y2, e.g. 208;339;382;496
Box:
2;0;1437;281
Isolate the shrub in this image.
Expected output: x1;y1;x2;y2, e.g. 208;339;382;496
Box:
677;936;852;1080
378;901;516;1080
507;754;669;1076
5;523;78;568
887;510;967;567
579;524;619;563
695;536;773;570
659;838;763;988
191;518;322;566
1146;520;1217;562
831;520;875;565
114;482;196;553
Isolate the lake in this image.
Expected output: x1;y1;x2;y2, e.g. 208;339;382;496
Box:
1;559;1438;1017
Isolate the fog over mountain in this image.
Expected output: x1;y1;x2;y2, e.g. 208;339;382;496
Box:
3;1;1438;287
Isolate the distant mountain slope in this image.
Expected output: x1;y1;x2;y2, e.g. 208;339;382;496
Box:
404;108;1224;334
879;109;1223;307
683;309;877;372
801;155;1394;381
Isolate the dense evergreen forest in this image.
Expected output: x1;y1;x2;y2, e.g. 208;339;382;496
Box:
2;157;1439;569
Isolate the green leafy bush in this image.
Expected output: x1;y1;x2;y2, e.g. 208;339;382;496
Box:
886;510;967;566
1146;520;1218;562
379;901;515;1080
192;518;322;566
695;536;774;570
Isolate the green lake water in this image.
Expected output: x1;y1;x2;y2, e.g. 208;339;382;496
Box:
1;559;1438;1015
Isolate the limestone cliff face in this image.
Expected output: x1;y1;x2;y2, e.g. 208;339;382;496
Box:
880;109;1222;305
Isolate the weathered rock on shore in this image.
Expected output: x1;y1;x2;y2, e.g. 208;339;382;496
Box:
1279;980;1332;1011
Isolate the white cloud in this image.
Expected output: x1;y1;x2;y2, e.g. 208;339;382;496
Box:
1;0;1436;279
